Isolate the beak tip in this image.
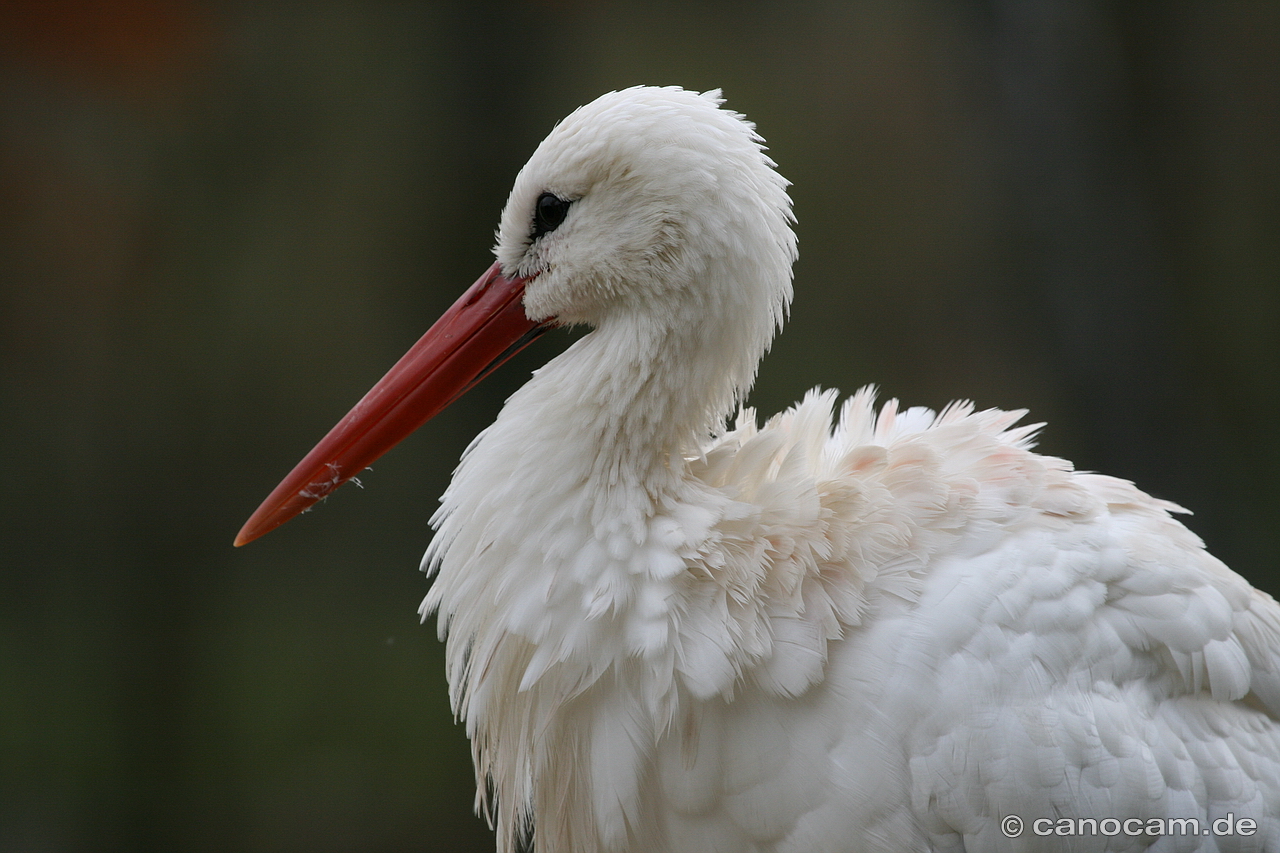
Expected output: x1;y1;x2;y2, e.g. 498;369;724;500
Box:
234;509;279;548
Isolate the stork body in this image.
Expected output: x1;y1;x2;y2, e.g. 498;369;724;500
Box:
238;87;1280;852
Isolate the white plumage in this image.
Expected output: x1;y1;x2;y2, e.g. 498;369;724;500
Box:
239;86;1280;852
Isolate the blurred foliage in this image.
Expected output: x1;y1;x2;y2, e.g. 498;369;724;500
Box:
1;2;1276;851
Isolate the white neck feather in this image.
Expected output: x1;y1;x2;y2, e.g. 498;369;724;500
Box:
417;258;780;849
417;86;798;853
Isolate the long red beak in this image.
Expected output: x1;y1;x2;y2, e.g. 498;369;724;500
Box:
235;261;547;546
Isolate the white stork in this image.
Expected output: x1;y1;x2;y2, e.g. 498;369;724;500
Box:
237;86;1280;852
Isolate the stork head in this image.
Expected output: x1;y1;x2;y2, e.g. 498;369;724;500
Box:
235;86;796;545
497;86;795;333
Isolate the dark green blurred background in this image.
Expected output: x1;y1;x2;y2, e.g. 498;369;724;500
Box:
2;2;1277;851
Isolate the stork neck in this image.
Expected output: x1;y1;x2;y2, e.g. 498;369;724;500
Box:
512;304;760;492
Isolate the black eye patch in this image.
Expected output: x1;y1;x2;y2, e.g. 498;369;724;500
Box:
532;192;571;240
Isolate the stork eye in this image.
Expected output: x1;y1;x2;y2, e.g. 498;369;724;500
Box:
532;192;571;240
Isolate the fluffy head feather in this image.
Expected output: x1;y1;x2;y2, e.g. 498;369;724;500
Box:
495;87;795;405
